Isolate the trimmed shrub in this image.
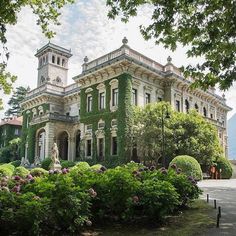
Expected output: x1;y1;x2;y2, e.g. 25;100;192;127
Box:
61;160;75;169
215;157;233;179
0;164;15;177
10;160;21;167
41;158;52;170
169;155;203;180
13;166;30;177
30;168;48;177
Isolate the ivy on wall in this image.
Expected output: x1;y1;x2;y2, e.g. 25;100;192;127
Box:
79;73;133;167
20;103;49;162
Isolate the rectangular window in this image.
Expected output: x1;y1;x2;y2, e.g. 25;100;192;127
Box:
14;128;19;135
176;100;180;112
86;124;92;132
145;93;151;104
87;95;92;112
87;139;92;157
132;89;137;105
98;138;104;160
112;136;118;155
112;88;118;106
99;92;105;110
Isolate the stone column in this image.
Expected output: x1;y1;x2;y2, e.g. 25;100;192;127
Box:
68;137;76;161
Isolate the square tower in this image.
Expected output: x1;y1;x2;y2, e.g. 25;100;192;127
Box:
35;42;72;87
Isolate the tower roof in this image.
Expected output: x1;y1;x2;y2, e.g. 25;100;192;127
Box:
35;42;72;58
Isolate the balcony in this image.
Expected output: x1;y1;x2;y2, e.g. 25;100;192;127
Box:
30;113;79;125
205;117;225;128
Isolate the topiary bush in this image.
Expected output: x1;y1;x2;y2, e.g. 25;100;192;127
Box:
41;158;52;170
61;160;75;169
0;164;15;177
13;166;30;178
215;157;233;179
30;168;48;177
169;155;203;180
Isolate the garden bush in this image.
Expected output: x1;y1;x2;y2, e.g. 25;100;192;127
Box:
30;168;48;177
41;157;52;170
10;160;21;167
169;155;203;180
0;161;202;235
13;166;30;177
61;160;75;169
0;163;15;177
215;157;233;179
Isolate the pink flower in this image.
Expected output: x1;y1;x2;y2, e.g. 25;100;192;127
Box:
13;176;21;181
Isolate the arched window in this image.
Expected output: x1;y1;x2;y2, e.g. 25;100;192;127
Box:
52;55;55;63
195;103;199;112
57;57;60;65
203;107;207;117
185;99;189;113
43;57;45;64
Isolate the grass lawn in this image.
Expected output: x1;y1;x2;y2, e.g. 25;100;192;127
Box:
82;199;215;236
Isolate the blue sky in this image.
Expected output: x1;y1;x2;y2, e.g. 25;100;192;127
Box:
1;0;235;118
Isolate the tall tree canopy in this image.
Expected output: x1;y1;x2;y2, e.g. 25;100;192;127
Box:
106;0;236;90
0;0;74;109
5;86;30;117
132;102;222;168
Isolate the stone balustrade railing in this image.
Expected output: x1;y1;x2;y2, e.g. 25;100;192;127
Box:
82;46;164;72
30;113;79;125
25;82;80;100
205;117;225;128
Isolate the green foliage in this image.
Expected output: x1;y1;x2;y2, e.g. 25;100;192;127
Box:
169;155;203;180
79;74;132;166
107;0;236;90
10;160;21;167
61;160;75;169
0;163;15;177
137;179;179;219
30;168;48;177
0;137;21;163
133;102;222;167
13;166;29;177
41;157;52;170
0;162;202;235
5;86;30;116
214;157;233;179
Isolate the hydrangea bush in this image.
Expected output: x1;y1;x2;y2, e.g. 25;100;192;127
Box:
0;161;202;235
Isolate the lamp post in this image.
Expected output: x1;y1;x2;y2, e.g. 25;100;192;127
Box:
161;104;170;168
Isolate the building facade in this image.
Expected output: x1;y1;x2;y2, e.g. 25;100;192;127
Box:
0;117;22;148
20;38;231;164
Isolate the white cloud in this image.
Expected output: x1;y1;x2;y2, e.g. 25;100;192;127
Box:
1;0;235;119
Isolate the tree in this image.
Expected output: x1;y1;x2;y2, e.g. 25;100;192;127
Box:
106;0;236;90
5;86;30;117
132;102;222;168
0;0;74;109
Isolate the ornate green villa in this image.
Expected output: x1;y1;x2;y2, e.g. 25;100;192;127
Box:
20;38;231;164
